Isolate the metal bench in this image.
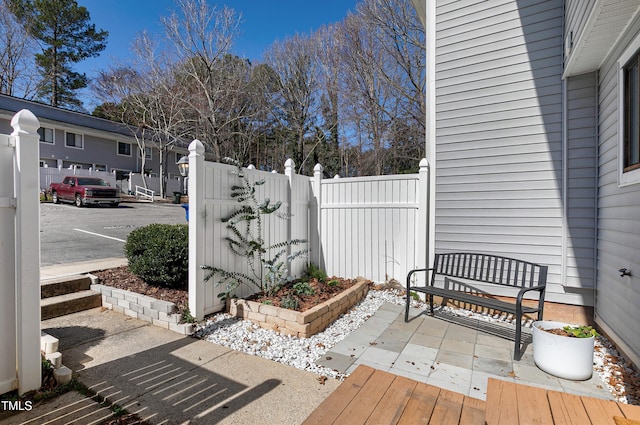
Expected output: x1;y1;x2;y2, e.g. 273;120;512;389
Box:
405;252;548;359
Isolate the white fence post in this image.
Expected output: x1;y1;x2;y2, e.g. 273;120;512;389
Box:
188;139;205;320
312;163;323;269
284;159;294;277
416;158;430;283
12;109;42;394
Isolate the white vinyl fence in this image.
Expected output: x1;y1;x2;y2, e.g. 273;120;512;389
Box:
188;139;429;319
40;166;117;192
0;110;42;395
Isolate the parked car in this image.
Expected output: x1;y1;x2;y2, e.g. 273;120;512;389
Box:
50;176;120;207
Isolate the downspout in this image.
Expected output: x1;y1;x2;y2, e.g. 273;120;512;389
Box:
561;6;568;289
426;0;437;267
593;70;600;313
562;78;568;288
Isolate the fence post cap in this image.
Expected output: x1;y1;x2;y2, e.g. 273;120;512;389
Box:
188;139;205;154
419;158;429;168
314;163;323;173
285;158;295;168
11;109;40;135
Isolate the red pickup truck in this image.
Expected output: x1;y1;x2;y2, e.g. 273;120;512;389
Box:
50;176;120;207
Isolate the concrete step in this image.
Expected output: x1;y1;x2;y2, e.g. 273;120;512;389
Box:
41;275;92;299
41;290;102;320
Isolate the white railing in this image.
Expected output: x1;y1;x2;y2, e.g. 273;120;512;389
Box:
135;185;155;202
0;110;41;395
128;173;181;198
187;138;429;319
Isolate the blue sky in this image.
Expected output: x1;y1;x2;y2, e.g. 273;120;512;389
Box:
76;0;360;109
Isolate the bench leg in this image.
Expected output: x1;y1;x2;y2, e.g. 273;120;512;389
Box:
404;289;410;322
514;309;523;360
429;294;434;315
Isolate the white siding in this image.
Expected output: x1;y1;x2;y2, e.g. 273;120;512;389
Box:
434;1;574;302
565;0;597;64
595;16;640;368
565;73;598;290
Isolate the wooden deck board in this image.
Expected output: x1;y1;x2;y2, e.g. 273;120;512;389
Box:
485;379;519;425
459;397;486;425
332;369;396;424
302;366;640;425
618;403;640;420
397;382;441;425
516;382;553;424
546;391;592;425
365;375;417;425
428;387;465;425
300;364;375;425
583;398;626;425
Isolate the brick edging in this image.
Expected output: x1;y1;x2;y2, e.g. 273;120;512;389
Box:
228;277;371;338
88;274;193;335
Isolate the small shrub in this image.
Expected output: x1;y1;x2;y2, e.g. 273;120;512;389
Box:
292;281;315;296
280;294;299;310
306;263;327;282
124;224;188;288
327;279;340;287
262;300;274;305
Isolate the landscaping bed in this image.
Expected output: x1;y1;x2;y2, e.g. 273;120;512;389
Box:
228;277;371;338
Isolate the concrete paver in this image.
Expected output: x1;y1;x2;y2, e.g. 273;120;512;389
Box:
320;306;615;402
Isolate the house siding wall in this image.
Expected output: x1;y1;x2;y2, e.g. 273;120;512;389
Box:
564;0;596;65
565;72;598;292
434;0;586;303
595;15;640;368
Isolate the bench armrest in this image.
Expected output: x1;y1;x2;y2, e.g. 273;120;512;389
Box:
406;268;434;289
516;284;547;310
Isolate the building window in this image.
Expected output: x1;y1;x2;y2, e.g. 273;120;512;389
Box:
118;141;132;156
65;131;83;149
145;147;152;160
38;127;54;144
624;53;640;171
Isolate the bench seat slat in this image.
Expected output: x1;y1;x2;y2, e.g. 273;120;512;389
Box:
410;286;541;315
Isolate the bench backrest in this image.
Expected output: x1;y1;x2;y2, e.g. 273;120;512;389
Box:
432;252;548;289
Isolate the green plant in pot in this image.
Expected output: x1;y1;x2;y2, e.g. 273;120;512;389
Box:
532;321;598;380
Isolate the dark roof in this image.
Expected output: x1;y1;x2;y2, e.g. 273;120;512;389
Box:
0;93;133;138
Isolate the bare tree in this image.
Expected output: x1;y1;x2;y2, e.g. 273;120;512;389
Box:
0;0;39;97
312;24;344;177
264;33;320;174
161;0;247;162
358;0;425;164
94;31;193;197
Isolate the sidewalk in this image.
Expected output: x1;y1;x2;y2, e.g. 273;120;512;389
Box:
40;258;128;280
3;307;339;425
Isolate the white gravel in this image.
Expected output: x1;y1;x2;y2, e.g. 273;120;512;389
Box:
193;289;639;404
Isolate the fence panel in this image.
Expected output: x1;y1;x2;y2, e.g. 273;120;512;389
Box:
318;174;423;283
40;167;116;191
0;110;41;395
0;133;17;395
188;138;429;319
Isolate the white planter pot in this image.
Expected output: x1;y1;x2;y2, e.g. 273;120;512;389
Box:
532;321;594;380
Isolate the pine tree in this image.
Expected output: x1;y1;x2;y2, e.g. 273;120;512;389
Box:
8;0;107;109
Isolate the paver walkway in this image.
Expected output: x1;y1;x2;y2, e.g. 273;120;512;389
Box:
317;303;612;401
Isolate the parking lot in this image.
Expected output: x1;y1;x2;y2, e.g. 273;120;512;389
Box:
40;201;187;266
